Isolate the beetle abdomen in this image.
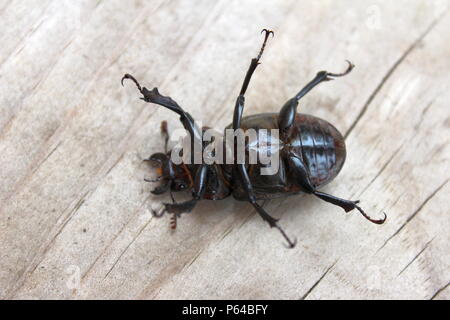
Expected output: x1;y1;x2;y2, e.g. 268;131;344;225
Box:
226;112;346;198
289;114;346;187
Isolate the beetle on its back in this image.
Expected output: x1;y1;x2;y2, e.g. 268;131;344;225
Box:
122;29;386;248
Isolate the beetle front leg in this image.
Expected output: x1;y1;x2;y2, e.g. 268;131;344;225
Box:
278;61;354;132
160;120;169;153
121;74;202;144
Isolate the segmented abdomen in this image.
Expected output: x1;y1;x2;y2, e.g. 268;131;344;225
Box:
294;114;346;187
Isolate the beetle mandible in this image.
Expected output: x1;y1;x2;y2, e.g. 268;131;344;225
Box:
121;29;386;248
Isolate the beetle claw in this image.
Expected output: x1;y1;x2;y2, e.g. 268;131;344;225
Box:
283;236;297;249
274;225;296;249
261;28;274;38
326;60;354;78
355;204;387;224
121;73;143;92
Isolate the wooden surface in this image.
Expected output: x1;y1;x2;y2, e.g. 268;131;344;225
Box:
1;0;449;300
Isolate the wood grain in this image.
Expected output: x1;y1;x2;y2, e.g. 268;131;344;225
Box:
0;0;448;299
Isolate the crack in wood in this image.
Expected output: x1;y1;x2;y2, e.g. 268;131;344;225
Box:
430;282;449;300
6;188;91;298
300;260;337;300
344;13;445;140
397;237;434;277
357;141;405;198
414;100;434;132
104;152;125;177
183;249;204;272
30;141;63;176
103;215;154;280
81;194;152;281
219;224;234;242
377;179;448;252
0;2;51;70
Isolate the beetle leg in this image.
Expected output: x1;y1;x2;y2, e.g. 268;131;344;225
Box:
233;29;273;130
160;199;197;216
154;164;210;221
253;199;297;248
161;120;169;153
232;30;273;127
121;74;202;146
314;191;387;224
286;155;386;224
238;29;273;97
237;164;297;248
278;61;354;132
230;31;296;248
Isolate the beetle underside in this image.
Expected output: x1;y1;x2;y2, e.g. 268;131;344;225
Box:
122;29;386;248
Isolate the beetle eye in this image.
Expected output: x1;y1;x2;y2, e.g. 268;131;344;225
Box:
172;180;187;191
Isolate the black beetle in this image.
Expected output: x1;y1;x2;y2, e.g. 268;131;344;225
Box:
122;29;386;248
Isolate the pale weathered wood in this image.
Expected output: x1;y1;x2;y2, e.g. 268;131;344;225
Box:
0;0;449;299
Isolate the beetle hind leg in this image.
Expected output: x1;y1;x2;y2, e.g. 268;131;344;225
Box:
287;154;386;224
314;191;386;224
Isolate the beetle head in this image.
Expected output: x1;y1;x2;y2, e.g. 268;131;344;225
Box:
146;152;192;194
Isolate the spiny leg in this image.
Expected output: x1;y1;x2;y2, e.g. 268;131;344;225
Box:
278;61;354;132
237;165;297;248
232;30;273;130
121;74;201;143
313;191;386;224
160;120;169;154
239;29;274;96
123;71;208;222
286;155;386;224
232;30;296;248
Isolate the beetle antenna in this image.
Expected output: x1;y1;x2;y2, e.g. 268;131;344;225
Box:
170;213;177;230
169;189;176;203
354;203;387;224
144;176;162;183
121;73;143;92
